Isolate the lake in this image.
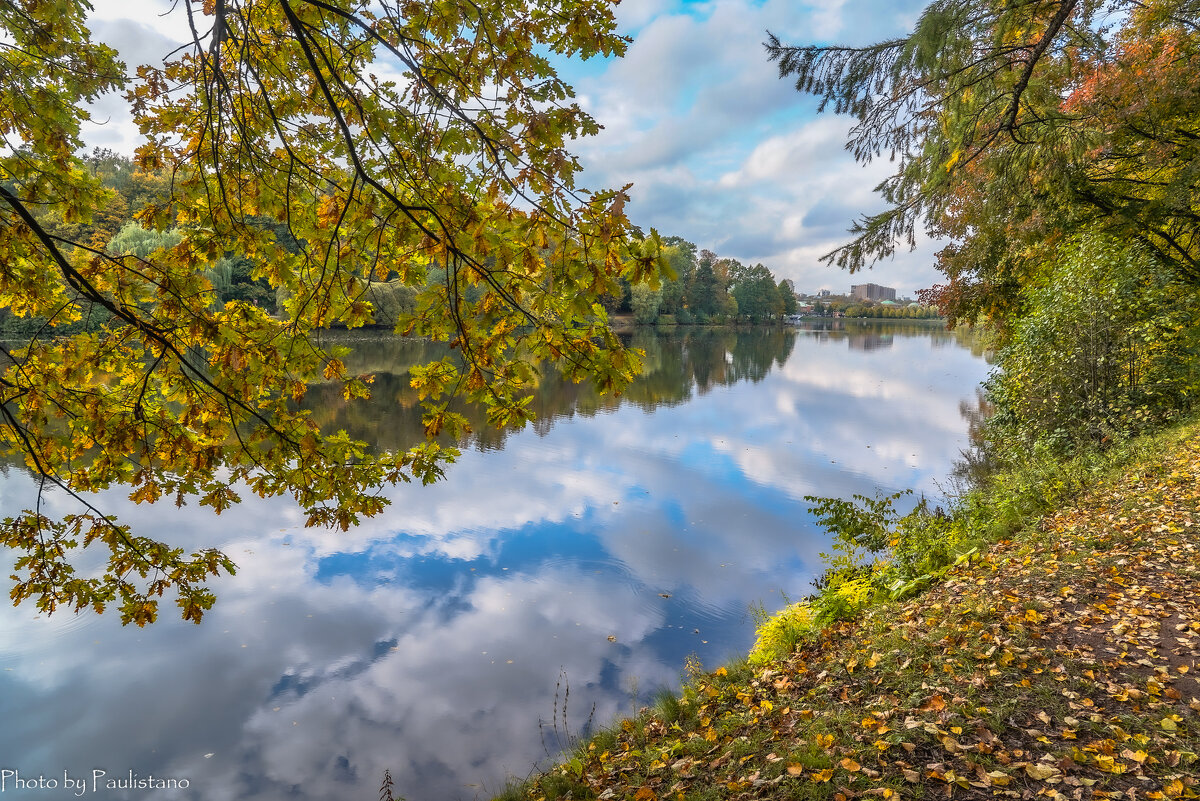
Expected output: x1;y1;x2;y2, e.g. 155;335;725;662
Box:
0;321;991;801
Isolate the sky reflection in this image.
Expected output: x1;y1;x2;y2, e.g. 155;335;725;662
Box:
0;322;991;801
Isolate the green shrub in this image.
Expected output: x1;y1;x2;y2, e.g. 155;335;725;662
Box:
631;284;663;324
985;230;1200;454
364;281;418;328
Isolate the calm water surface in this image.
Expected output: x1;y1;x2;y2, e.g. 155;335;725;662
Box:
0;322;990;801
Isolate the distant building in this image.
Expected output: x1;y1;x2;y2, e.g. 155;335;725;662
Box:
817;289;831;297
851;283;896;302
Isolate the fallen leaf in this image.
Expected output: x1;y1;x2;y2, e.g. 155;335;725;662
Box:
919;694;947;712
1025;763;1059;780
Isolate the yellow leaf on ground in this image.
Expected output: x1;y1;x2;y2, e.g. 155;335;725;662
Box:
786;763;804;776
813;768;834;783
840;758;861;772
1121;749;1148;764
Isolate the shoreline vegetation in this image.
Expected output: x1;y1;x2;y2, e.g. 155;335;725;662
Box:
604;315;946;332
488;416;1200;801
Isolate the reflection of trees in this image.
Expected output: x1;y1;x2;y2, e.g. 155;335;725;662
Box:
729;328;795;385
788;319;988;358
947;387;996;493
846;333;894;351
0;322;986;474
959;386;993;448
300;328;800;453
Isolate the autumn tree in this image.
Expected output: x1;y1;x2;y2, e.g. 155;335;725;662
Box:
767;0;1200;324
768;0;1200;450
0;0;662;624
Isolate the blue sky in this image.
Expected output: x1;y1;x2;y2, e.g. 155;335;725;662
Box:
84;0;940;296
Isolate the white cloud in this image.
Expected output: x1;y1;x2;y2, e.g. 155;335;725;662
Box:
716;115;852;188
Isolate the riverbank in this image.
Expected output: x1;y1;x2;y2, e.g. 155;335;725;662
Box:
494;420;1200;800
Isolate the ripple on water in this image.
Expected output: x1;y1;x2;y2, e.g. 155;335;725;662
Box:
2;605;103;661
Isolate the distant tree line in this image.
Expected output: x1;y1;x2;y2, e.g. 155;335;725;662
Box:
600;236;798;325
842;302;940;320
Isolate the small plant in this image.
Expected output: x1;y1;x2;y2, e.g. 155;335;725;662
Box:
651;682;699;727
743;487;989;662
490;778;529;801
540;771;594;801
539;668;596;760
748;601;815;664
378;770;403;801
